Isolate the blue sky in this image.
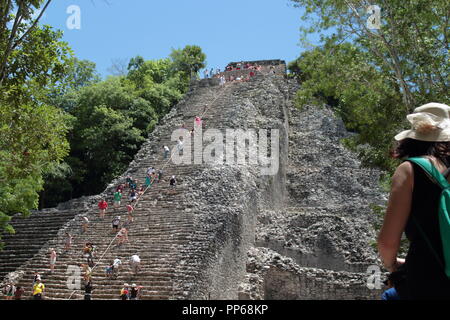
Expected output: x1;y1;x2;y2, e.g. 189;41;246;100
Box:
40;0;312;78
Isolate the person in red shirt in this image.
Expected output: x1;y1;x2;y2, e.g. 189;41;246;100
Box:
98;199;108;219
120;283;129;300
14;286;24;300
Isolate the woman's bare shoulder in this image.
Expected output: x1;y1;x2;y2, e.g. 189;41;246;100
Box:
394;161;414;176
392;161;414;189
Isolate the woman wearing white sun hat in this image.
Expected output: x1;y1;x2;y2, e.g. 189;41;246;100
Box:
378;102;450;300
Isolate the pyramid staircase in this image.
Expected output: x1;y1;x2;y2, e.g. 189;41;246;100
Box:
0;79;245;299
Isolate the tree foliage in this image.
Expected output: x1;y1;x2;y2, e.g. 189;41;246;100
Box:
291;0;449;111
289;40;403;170
289;0;449;174
0;0;72;241
41;45;206;206
170;45;206;79
0;100;72;241
0;0;54;87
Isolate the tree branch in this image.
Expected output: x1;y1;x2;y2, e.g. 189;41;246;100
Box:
0;1;24;86
11;0;52;52
343;0;415;110
0;0;52;86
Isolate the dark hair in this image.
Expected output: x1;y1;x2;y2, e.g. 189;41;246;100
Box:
391;138;450;167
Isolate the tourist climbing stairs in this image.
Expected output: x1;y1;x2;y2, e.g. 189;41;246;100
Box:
0;81;236;299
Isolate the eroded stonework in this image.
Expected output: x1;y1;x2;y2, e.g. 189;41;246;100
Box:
1;61;387;299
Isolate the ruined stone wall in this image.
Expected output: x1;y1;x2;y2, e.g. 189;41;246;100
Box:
239;247;381;300
1;60;387;300
239;83;387;300
174;72;291;299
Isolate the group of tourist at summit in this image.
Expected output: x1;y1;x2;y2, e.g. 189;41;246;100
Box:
202;62;263;79
203;62;268;85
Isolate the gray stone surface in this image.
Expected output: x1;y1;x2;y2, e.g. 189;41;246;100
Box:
239;247;381;300
239;91;387;299
1;60;387;300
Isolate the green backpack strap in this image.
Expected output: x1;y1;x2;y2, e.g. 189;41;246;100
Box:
406;157;450;278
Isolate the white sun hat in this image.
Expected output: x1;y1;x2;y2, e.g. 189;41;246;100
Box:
394;103;450;142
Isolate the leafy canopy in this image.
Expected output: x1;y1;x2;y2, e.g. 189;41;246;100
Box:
289;0;449;173
0;0;72;244
41;45;206;205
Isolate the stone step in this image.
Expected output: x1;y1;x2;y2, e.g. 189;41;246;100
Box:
0;81;241;299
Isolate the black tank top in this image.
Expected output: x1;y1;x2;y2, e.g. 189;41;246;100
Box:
403;161;450;299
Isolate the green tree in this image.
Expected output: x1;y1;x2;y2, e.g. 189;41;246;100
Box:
64;78;144;196
0;0;54;87
289;0;449;242
0;102;72;242
128;55;145;72
60;57;100;92
0;0;72;242
288;40;403;170
41;50;201;209
72;106;145;194
170;45;206;79
289;0;449;173
128;58;171;86
291;0;449;111
49;57;101;112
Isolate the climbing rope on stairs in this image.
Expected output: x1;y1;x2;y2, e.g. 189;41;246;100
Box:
66;81;229;300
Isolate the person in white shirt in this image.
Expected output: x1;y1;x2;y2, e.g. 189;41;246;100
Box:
112;216;121;233
82;216;89;233
163;145;170;159
177;137;184;151
130;254;141;274
112;258;122;275
3;283;15;300
146;167;155;176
